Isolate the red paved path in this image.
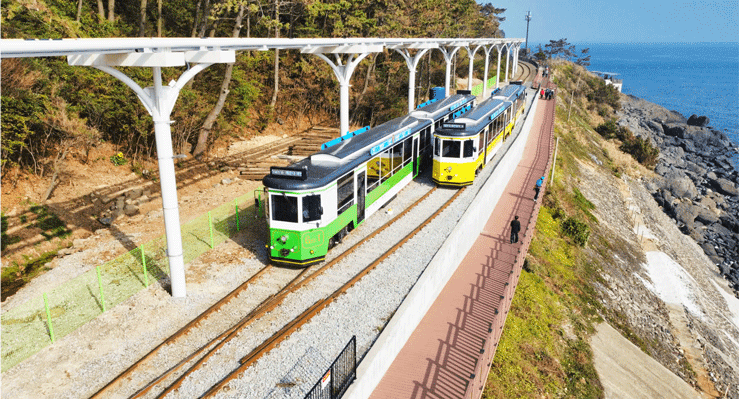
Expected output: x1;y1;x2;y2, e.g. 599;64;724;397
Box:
370;80;556;399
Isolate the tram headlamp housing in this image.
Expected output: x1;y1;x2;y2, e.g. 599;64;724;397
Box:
279;235;288;243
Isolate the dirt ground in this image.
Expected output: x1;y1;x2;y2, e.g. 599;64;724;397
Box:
1;134;282;301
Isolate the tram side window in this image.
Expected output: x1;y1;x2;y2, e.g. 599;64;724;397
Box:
442;140;461;158
434;137;441;156
271;194;298;223
367;155;381;192
463;139;474;157
302;195;322;222
479;134;485;150
391;142;403;171
403;138;412;165
337;172;354;213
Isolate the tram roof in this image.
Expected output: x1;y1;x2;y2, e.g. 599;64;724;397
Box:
410;93;476;120
435;84;523;138
263;114;431;191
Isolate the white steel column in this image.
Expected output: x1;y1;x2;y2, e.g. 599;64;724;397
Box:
505;44;510;84
482;46;492;95
306;45;382;135
73;50;233;297
496;45;502;88
392;43;436;113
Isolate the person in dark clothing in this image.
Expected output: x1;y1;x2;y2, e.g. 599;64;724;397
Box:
534;176;545;201
510;216;521;244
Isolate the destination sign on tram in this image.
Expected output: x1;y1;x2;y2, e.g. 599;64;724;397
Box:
442;123;466;130
270;166;308;180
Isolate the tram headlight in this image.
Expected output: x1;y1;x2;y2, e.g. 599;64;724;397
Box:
279;235;288;243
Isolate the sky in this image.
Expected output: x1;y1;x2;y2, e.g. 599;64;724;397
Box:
486;0;739;44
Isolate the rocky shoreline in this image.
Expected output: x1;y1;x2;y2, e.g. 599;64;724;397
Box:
618;94;739;294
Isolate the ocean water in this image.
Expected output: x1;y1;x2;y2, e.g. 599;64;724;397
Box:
563;42;739;152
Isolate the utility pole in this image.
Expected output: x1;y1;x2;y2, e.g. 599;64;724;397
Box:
525;11;532;51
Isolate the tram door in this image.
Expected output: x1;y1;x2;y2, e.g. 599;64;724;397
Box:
412;137;419;176
357;171;366;224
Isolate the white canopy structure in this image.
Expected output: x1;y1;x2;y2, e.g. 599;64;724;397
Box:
0;36;523;297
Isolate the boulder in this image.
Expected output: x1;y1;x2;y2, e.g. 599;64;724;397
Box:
701;243;718;257
687;114;710;127
710;177;739;196
123;204;139;216
695;208;719;225
646;119;664;135
674;202;698;226
662;123;686;138
125;187;144;200
663;169;698;199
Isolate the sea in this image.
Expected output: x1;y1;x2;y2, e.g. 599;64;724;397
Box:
539;42;739;162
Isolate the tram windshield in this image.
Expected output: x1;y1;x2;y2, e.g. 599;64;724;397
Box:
463;140;474;157
302;195;322;222
271;194;298;223
442;140;461;158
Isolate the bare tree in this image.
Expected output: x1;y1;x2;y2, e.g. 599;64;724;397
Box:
76;0;83;22
41;97;101;203
108;0;115;21
157;0;163;36
139;0;148;36
192;2;247;157
97;0;105;20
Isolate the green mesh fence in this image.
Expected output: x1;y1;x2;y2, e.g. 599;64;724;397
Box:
471;76;498;97
1;188;264;372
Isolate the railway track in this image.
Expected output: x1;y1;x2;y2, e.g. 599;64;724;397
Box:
90;180;462;398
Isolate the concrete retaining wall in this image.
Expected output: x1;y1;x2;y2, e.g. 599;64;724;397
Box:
345;90;541;399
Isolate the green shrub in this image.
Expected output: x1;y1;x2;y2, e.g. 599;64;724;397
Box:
595;119;619;139
562;216;590;246
620;136;659;168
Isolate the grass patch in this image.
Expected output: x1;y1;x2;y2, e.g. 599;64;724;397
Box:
1;250;59;301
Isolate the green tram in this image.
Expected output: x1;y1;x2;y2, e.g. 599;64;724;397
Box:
262;92;476;266
432;84;527;186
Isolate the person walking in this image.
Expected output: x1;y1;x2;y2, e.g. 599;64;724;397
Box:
534;176;545;201
510;215;521;244
540;88;545;99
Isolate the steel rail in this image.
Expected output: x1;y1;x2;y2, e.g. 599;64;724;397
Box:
88;264;272;399
148;186;439;398
201;187;466;398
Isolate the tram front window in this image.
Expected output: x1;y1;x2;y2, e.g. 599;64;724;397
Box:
271;194;298;223
463;140;474;157
302;195;322;222
442;140;461;158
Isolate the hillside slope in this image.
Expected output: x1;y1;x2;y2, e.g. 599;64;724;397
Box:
484;60;738;398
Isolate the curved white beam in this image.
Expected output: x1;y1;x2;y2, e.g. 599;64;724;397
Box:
315;52;374;135
0;37;524;59
394;47;433;112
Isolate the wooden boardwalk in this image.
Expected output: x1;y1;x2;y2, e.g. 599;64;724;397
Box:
369;79;557;399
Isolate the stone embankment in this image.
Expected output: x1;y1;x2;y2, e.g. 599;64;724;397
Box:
618;95;739;293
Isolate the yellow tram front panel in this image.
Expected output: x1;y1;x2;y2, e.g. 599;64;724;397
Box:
432;136;483;186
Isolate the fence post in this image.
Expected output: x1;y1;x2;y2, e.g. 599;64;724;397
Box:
96;266;106;312
43;293;55;343
208;211;214;249
235;199;240;232
141;244;149;287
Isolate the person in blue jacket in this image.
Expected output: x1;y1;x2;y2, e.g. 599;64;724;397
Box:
534;176;545;201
